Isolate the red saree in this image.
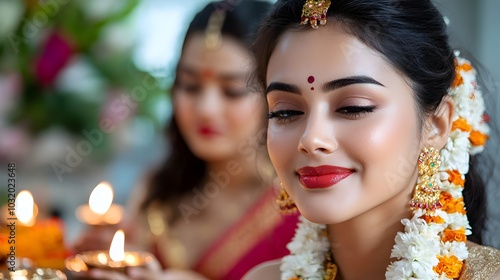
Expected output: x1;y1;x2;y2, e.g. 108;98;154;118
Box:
152;188;299;280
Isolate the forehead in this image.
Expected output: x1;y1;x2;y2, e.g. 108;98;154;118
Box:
267;25;397;85
179;33;252;75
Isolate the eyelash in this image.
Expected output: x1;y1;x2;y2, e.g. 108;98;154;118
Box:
267;110;304;123
267;105;376;123
337;105;377;119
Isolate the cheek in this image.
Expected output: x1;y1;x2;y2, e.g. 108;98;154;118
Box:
345;104;420;189
267;123;300;174
173;96;192;126
365;117;415;155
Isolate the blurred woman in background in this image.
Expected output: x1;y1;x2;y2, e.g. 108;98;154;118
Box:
74;1;298;279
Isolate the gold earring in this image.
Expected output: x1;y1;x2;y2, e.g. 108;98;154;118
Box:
276;183;298;214
410;147;442;212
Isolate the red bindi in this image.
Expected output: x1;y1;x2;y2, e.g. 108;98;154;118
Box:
202;68;214;78
307;76;315;84
311;87;315;91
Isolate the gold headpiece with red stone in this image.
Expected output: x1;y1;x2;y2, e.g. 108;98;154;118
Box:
301;0;331;29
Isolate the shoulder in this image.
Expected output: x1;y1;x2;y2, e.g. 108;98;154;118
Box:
242;259;281;280
460;242;500;279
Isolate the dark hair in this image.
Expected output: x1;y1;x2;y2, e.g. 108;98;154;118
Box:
141;1;272;213
252;0;487;244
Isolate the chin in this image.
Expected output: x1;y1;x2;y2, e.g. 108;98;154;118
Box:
190;147;232;162
300;213;338;225
297;202;354;225
193;151;229;162
189;142;223;156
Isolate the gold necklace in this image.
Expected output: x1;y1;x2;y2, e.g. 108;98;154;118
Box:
324;251;338;280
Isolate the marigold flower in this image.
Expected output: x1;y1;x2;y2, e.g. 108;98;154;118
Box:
452;72;464;88
457;62;473;72
469;130;489;146
434;255;464;278
447;170;465;187
440;192;466;214
451;117;472;132
422;215;445;224
440;192;452;203
442;228;467;243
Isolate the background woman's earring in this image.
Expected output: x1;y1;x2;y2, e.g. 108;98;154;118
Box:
276;183;298;214
410;147;442;212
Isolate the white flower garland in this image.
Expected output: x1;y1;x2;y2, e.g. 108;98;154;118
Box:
281;53;490;280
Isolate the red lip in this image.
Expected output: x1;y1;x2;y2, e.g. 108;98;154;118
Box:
198;126;220;136
296;165;354;189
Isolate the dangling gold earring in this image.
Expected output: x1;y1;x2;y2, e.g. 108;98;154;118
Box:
276;183;298;214
410;147;442;212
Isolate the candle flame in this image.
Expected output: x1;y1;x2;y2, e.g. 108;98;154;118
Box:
15;190;35;225
109;229;125;262
89;181;113;215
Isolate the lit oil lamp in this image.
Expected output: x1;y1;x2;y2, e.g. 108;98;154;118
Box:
8;190;68;270
65;230;154;275
75;181;123;226
0;268;67;280
15;190;38;227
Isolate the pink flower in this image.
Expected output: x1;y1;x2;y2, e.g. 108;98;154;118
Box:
35;32;73;87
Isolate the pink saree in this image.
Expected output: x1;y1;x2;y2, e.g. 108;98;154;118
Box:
153;188;299;280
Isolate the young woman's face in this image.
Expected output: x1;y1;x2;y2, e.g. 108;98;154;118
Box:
266;26;424;224
174;34;265;163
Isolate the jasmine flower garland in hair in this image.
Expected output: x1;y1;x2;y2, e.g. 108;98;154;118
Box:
280;53;490;280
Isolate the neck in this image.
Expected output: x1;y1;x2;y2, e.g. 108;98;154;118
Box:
327;189;412;280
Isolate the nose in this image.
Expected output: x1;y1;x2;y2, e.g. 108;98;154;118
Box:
298;109;338;155
196;85;222;118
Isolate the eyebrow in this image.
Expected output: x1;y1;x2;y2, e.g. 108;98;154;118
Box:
265;75;384;95
323;75;385;92
178;65;248;81
265;82;300;95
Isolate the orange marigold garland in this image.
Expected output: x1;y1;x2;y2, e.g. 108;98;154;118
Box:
430;53;489;278
386;52;490;279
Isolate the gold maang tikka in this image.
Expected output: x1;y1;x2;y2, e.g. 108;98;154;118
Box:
301;0;331;29
410;147;442;212
205;9;227;50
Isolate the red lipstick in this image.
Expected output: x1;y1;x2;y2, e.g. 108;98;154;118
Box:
198;126;220;137
296;165;354;189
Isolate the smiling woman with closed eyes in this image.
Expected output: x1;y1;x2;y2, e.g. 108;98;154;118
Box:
244;0;500;279
266;28;423;226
